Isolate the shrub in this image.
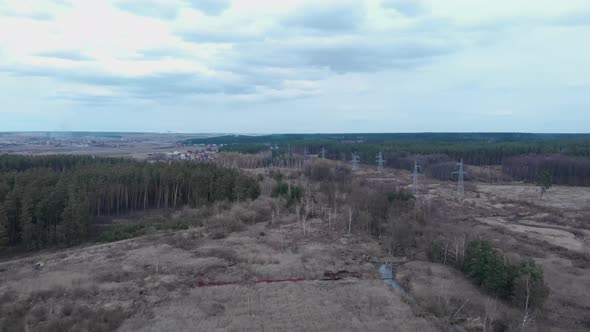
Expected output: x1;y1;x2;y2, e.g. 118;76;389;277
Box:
512;259;550;310
462;240;549;308
272;181;303;205
386;191;415;203
206;213;244;236
98;224;146;242
269;170;284;182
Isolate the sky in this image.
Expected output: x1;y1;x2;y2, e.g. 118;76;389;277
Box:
0;0;589;133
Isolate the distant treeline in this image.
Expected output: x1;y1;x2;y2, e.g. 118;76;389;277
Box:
181;133;590;145
503;155;590;186
190;133;590;186
218;144;270;154
183;134;590;164
0;155;260;251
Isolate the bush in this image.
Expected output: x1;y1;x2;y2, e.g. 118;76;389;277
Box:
386;191;415;203
269;170;284;182
303;159;350;182
206;212;244;236
98;224;146;242
512;259;550;310
272;181;303;205
462;240;549;308
248;197;274;223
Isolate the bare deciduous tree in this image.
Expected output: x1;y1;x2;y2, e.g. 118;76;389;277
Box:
520;272;533;331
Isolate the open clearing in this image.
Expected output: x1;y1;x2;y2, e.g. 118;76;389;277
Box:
0;221;435;331
1;166;590;331
477;184;590;211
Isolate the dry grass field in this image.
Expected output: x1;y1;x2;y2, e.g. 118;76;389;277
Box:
1;163;589;331
0;218;436;331
425;181;590;330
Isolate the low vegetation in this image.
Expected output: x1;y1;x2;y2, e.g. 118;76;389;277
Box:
1;151;586;331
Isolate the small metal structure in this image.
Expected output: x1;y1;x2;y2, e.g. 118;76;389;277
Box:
412;160;423;194
351;152;360;171
452;159;468;195
321;147;326;159
376;152;385;172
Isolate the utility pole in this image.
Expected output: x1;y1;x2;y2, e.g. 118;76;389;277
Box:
351;152;360;171
287;144;293;169
412;160;423;194
452;159;468;195
376;152;385;172
304;146;309;160
321;147;326;159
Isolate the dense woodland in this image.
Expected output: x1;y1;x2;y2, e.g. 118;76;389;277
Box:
184;133;590;162
0;155;260;251
182;133;590;145
216;139;590;164
201;134;590;186
503;155;590;186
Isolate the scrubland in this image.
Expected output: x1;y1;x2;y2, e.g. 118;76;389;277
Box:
1;158;589;331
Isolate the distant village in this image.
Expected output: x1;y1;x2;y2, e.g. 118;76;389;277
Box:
148;144;221;162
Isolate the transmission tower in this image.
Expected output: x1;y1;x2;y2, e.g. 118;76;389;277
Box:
351;152;360;171
376;152;385;172
286;144;293;168
452;159;468;195
412;160;423;194
321;147;326;159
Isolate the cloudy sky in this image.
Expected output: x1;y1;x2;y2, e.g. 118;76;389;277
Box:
1;0;589;133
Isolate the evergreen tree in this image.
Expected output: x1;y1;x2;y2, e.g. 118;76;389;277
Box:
536;170;553;200
513;259;550;310
0;204;8;250
0;155;261;252
61;194;89;245
464;240;493;285
20;197;34;249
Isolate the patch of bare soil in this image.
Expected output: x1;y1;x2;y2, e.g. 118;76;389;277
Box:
478;216;586;253
477;184;590;211
465;183;590;330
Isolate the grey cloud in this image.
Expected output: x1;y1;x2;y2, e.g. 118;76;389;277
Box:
36;51;91;61
234;38;453;74
552;12;590;26
185;0;231;16
119;72;254;98
178;31;256;43
0;10;53;20
115;0;178;20
301;42;449;73
465;11;590;32
47;94;121;106
1;61;324;105
282;3;365;32
137;48;191;60
381;0;425;17
1;64;260;100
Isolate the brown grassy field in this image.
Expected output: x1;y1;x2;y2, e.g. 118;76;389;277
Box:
1;161;589;331
0;216;437;331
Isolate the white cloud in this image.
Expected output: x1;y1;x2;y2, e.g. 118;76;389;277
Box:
0;0;589;132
